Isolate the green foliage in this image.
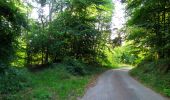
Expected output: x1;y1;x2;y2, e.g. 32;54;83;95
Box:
130;59;170;97
125;0;170;96
0;0;27;63
124;3;170;93
126;0;170;60
0;0;28;97
0;0;113;98
63;57;86;76
112;42;143;65
26;0;113;66
101;47;116;67
0;64;29;94
1;63;107;100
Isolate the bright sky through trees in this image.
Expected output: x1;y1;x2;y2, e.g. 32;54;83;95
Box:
1;0;170;99
27;0;49;19
29;0;125;37
111;0;125;39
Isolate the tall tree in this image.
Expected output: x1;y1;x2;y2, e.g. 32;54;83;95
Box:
0;0;27;67
26;0;113;65
125;0;170;70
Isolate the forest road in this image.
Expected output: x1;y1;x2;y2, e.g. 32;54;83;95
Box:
82;68;169;100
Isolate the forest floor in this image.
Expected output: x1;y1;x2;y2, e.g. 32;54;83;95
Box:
82;67;169;100
130;61;170;98
1;63;109;100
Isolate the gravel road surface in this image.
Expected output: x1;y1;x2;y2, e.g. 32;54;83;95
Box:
82;68;169;100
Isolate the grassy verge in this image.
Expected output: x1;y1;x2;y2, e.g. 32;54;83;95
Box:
1;63;108;100
130;61;170;97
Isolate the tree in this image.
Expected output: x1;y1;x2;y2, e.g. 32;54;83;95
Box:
0;0;27;69
0;0;29;95
26;0;113;65
125;0;170;70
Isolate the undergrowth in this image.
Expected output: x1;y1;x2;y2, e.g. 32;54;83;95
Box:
130;59;170;97
0;59;108;100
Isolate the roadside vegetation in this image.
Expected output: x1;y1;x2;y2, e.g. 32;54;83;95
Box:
1;0;170;99
0;0;114;99
130;60;170;97
1;61;108;100
120;0;170;97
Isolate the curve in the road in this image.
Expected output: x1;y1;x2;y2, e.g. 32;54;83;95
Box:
82;68;169;100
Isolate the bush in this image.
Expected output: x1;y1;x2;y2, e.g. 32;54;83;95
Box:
0;64;29;95
112;43;140;65
63;57;86;76
130;59;170;97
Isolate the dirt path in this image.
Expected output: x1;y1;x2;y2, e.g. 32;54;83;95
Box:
82;68;169;100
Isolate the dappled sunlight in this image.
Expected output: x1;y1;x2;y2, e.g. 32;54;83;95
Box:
1;0;170;99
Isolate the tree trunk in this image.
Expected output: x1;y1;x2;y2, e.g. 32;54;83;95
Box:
45;47;49;64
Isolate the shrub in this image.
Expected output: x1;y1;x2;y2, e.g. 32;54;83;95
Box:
130;59;170;97
63;57;86;76
0;64;29;95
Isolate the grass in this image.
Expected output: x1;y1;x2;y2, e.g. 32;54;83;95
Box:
2;63;108;100
130;61;170;97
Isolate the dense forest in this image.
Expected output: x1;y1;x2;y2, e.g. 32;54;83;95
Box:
0;0;113;99
124;0;170;97
0;0;170;99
